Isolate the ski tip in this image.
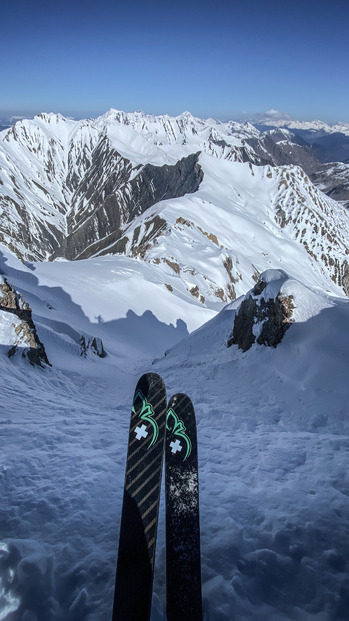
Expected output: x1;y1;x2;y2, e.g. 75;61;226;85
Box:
137;372;164;384
135;373;166;394
168;393;194;408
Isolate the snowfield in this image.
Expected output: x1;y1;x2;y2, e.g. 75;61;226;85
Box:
1;241;349;621
1;108;349;621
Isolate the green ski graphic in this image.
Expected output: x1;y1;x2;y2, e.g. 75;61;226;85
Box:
113;373;167;621
133;389;159;447
165;393;203;621
166;407;192;460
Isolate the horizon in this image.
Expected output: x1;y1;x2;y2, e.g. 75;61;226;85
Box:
1;107;349;128
1;0;349;124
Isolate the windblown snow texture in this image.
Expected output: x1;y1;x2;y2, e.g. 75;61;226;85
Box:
0;110;349;621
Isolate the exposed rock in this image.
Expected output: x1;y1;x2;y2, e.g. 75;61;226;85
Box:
252;278;267;296
198;226;220;246
246;130;321;176
310;162;349;207
223;256;239;300
0;278;17;308
130;216;167;258
79;335;106;358
214;287;226;302
0;277;50;366
54;151;203;260
273;167;349;294
163;258;181;274
176;216;193;227
341;259;349;296
227;271;295;351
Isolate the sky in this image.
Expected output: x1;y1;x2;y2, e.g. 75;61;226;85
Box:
1;0;348;123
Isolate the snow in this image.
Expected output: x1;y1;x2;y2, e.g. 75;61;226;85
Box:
125;154;349;303
1;240;349;621
252;114;349;137
0;108;349;620
0;311;22;347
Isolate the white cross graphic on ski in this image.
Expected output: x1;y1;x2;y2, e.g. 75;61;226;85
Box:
134;424;148;441
170;439;182;454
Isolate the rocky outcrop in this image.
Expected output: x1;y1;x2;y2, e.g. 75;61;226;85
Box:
227;271;295;351
0;277;50;366
79;335;106;358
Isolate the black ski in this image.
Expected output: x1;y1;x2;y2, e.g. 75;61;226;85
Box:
112;373;167;621
165;393;203;621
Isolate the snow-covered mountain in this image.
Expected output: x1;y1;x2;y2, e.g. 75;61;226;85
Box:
1;110;349;300
0;110;260;262
311;161;349;205
248;111;349;169
1;109;349;621
247;110;349;138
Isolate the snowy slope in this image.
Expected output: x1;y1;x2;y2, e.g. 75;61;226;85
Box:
0;114;101;259
153;271;349;620
1;110;349;621
2;109;348;270
0;244;214;370
99;154;349;300
93;109;261;163
1;242;349;621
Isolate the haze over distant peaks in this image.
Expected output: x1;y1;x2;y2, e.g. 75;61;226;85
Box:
241;109;294;124
242;110;349;137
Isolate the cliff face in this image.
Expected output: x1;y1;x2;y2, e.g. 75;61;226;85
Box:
228;271;295;351
55;152;203;260
0;276;50;366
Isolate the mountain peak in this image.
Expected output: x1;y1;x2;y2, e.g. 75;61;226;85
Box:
34;112;67;124
177;110;195;119
1;107;349;299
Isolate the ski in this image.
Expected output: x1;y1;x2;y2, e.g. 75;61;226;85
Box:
112;373;167;621
165;393;203;621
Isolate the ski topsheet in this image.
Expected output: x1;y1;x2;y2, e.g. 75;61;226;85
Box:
165;393;203;621
112;373;167;621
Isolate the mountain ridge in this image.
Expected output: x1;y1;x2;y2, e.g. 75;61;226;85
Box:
1;110;349;299
1;112;349;621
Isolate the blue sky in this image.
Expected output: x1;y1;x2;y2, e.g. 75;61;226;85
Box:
1;0;348;122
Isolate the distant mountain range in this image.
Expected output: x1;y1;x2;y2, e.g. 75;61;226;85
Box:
0;109;348;299
241;109;349;134
238;110;349;166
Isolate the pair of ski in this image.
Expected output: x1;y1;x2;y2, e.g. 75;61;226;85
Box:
112;373;202;621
